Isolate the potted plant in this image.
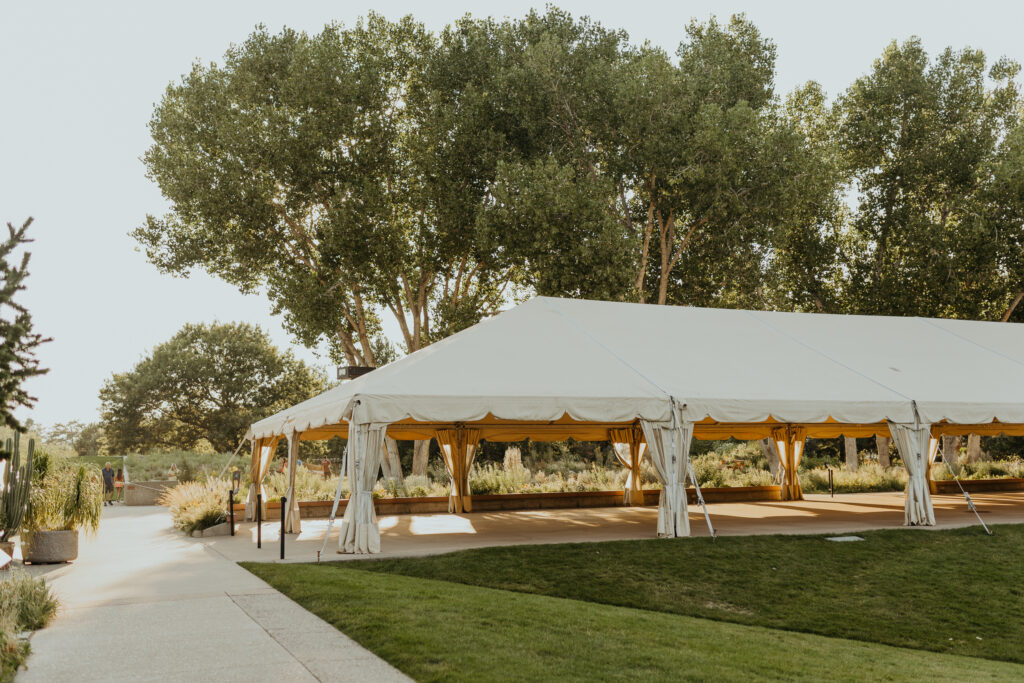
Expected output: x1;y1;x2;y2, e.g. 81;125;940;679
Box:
21;452;102;564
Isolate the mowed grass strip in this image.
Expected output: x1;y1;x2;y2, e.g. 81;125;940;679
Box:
343;524;1024;663
243;563;1024;682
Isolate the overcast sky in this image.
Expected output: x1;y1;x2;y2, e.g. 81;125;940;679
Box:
2;0;1022;428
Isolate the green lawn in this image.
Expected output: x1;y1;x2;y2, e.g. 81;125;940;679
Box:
343;524;1024;663
244;563;1023;682
243;523;1024;680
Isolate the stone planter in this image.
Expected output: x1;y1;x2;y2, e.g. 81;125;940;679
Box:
21;530;79;564
0;541;14;569
125;479;177;506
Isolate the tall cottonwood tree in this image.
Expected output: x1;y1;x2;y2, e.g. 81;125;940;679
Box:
838;39;1024;321
138;16;521;366
479;15;844;309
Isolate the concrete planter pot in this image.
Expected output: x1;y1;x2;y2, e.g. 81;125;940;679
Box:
0;541;14;569
21;530;79;564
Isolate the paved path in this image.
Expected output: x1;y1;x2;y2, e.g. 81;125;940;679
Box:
20;506;409;682
209;490;1024;564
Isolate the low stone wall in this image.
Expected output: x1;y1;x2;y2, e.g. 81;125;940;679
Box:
230;485;783;520
125;480;177;506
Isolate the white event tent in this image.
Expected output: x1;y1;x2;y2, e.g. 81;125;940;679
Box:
245;297;1024;553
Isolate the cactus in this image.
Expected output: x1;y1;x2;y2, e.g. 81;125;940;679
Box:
0;432;34;541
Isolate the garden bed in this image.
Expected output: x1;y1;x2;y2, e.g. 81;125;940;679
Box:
231;485;783;520
930;477;1024;494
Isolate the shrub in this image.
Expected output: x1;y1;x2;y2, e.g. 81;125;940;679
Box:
932;457;1024;480
263;467;343;502
0;571;58;632
160;480;230;534
800;463;907;493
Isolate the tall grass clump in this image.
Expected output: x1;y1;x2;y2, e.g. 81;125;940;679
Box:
0;570;60;680
0;571;58;632
932;457;1024;480
800;463;907;493
160;479;230;534
263;467;344;502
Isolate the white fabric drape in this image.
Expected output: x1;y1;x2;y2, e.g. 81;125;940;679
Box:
338;420;388;553
640;418;693;537
283;431;302;534
436;428;482;513
609;427;646;506
889;422;937;525
244;438;277;521
771;427;807;501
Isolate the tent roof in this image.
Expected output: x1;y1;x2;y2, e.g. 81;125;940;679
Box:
249;297;1024;439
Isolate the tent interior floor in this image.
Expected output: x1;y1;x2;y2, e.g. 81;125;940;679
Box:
202;491;1024;564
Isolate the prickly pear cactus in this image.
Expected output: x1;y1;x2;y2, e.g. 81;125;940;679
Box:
0;432;34;541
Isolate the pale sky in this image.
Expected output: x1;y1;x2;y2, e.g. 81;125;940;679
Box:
2;0;1022;428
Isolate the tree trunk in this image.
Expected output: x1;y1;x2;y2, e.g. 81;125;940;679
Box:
875;436;891;468
381;436;403;484
844;437;858;472
942;435;961;470
411;439;430;477
966;434;984;463
759;439;782;480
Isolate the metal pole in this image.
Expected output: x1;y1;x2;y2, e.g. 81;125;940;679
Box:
256;493;262;548
829;467;834;497
229;491;235;536
280;496;287;560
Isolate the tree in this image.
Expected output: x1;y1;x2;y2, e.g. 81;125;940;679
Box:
0;219;49;431
74;423;107;457
99;322;325;453
479;14;843;309
837;39;1024;320
136;15;544;366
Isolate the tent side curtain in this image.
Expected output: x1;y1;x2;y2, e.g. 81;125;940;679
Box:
771;427;806;501
244;436;279;521
640;418;693;538
609;426;646;506
888;422;939;526
338;421;389;554
283;431;301;534
436;428;482;513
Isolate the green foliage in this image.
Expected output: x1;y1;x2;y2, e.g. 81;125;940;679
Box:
0;219;49;431
0;570;58;632
0;433;33;541
933;458;1024;480
837;39;1024;320
99;322;325;453
23;451;102;534
160;480;229;534
800;463;907;493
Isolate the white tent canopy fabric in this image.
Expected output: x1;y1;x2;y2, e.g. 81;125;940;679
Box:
247;297;1024;552
251;297;1024;438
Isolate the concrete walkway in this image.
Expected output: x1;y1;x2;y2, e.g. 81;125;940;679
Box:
19;506;409;682
208;490;1024;564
